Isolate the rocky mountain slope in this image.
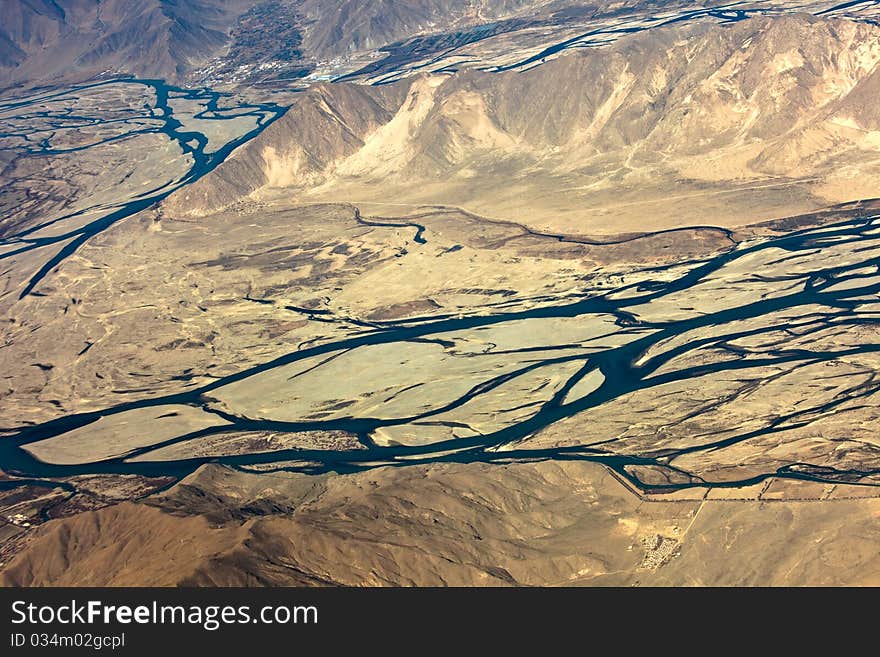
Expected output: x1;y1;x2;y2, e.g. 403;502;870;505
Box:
166;14;880;233
295;0;554;58
4;462;879;586
0;0;260;88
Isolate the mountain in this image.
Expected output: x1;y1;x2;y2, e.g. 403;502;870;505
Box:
6;5;880;591
0;0;581;88
294;0;557;58
6;2;880;91
0;0;258;88
165;14;880;233
5;462;880;586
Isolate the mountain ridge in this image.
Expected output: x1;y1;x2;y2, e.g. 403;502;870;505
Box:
164;14;880;233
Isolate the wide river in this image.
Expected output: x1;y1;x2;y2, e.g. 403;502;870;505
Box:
2;78;880;497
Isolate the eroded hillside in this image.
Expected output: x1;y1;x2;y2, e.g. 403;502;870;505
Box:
167;15;880;232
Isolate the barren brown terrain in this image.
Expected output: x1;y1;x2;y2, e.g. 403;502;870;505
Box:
3;4;880;587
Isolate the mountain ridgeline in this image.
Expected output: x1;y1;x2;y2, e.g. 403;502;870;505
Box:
0;0;254;87
0;0;597;88
164;14;880;232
